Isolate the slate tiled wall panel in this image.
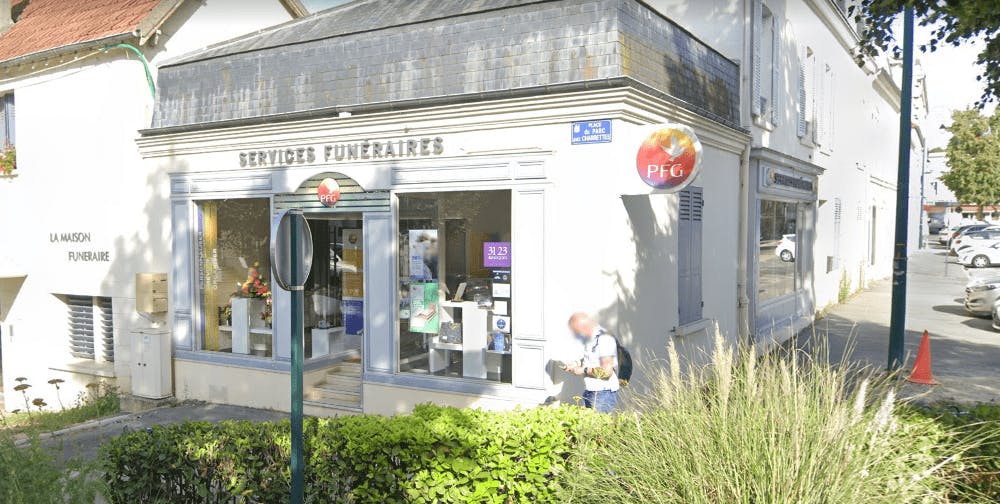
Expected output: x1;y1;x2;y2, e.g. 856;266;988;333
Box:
152;0;739;129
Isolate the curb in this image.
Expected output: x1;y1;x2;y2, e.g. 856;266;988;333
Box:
13;413;135;448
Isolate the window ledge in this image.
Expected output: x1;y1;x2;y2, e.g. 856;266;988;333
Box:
0;172;17;179
49;360;115;378
673;318;716;338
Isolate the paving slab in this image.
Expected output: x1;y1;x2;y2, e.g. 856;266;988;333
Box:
797;242;1000;405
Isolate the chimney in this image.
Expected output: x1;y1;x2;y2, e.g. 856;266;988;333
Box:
0;0;11;34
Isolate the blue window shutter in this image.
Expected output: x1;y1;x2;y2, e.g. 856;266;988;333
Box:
6;94;14;147
771;16;782;126
751;0;762;117
678;187;704;325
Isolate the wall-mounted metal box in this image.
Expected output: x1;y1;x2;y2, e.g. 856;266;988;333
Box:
135;273;168;313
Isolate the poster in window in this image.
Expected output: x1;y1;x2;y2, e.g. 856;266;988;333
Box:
408;230;438;281
408;282;439;333
342;299;364;335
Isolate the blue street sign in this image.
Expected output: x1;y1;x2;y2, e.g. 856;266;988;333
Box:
571;119;612;145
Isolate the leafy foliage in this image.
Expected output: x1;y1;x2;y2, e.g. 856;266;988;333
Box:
98;404;599;503
907;403;1000;501
559;332;974;503
852;0;1000;108
940;108;1000;209
0;432;102;503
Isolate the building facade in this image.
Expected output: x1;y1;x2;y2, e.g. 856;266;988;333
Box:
0;0;303;411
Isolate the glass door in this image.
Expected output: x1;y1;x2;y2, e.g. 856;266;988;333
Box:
303;213;364;360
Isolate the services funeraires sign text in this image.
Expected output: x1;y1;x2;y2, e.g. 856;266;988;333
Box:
239;137;445;167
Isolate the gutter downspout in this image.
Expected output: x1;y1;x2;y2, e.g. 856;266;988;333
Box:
737;144;751;344
736;0;753;345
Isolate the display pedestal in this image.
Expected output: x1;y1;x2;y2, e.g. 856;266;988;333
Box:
311;326;345;357
429;301;487;378
231;298;266;355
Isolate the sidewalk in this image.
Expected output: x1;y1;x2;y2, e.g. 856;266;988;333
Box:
797;246;1000;405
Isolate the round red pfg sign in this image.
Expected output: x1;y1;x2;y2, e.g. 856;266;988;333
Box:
317;178;341;207
635;124;703;192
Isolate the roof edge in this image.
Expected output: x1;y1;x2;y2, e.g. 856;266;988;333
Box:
0;31;136;70
138;0;187;45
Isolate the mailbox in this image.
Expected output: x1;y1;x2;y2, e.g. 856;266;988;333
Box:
135;273;168;313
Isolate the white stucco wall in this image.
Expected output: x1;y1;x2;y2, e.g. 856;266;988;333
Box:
0;2;295;412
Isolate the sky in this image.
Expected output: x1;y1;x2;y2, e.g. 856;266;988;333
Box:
912;23;996;150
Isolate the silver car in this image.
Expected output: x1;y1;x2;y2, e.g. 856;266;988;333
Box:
965;276;1000;317
993;298;1000;331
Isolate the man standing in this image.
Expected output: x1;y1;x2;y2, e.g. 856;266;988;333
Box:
563;312;619;413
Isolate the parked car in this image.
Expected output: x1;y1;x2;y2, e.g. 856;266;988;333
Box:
993;298;1000;331
958;242;1000;268
775;234;795;262
938;225;959;244
928;217;945;234
949;224;993;250
951;227;1000;255
964;276;1000;317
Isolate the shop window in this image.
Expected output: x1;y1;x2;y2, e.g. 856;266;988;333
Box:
66;295;113;361
195;198;272;357
678;187;704;325
397;190;512;383
759;200;798;301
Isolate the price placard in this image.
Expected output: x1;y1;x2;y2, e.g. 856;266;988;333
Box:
483;242;511;268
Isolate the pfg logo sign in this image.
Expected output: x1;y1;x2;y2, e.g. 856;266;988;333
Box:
317;178;341;207
635;124;703;192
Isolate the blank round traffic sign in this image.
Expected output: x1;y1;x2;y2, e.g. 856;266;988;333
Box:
270;210;314;290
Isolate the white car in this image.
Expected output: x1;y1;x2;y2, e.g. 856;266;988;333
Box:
958;242;1000;268
965;276;1000;317
775;234;795;262
951;228;1000;255
992;298;1000;331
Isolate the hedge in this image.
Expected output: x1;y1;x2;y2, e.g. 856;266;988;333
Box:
98;404;599;503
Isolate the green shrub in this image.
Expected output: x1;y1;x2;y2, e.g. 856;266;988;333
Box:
0;432;101;503
559;332;972;503
99;404;599;503
907;404;1000;501
838;268;852;303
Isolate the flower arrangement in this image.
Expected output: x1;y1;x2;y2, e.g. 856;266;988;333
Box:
0;145;15;175
236;262;272;324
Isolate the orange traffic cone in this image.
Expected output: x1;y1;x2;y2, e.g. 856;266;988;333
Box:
905;330;939;385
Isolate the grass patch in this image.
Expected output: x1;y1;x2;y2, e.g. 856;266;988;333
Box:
559;331;978;503
0;432;103;503
1;382;120;436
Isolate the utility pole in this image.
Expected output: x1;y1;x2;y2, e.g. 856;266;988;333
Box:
888;5;914;371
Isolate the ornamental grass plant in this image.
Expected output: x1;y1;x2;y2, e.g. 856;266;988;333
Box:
559;330;975;504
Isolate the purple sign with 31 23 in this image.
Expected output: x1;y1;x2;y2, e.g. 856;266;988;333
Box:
483;242;511;268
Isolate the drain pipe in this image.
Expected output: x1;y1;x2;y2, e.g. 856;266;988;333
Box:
737;143;751;344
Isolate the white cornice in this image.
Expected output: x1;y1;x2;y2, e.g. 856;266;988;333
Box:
872;68;902;112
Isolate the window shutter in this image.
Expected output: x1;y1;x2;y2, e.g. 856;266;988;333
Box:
678;187;704;325
797;48;807;137
751;0;762;117
67;296;96;359
0;96;7;147
98;297;114;362
813;60;824;145
771;17;782;126
826;70;835;148
4;94;13;147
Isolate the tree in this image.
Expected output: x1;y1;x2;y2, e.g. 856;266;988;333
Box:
940;108;1000;214
851;0;1000;108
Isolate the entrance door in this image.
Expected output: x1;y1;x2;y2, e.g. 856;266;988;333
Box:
303;213;365;360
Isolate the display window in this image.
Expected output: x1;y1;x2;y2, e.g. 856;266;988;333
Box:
397;190;513;383
759;199;799;301
196;198;272;357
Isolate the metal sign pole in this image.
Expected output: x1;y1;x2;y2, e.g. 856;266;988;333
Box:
888;5;914;371
290;214;304;504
